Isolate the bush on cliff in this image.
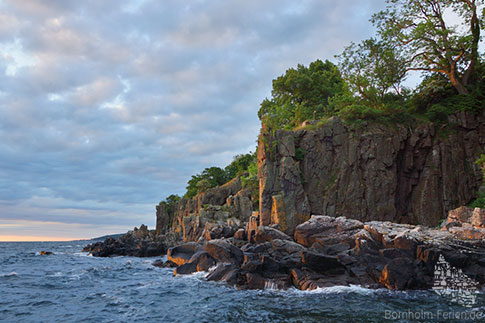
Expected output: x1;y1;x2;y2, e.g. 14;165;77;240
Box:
258;0;483;132
471;154;485;208
257;59;347;130
183;152;257;199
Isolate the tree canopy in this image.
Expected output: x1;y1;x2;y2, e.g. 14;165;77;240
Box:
257;59;347;129
372;0;484;94
337;38;408;106
183;152;257;199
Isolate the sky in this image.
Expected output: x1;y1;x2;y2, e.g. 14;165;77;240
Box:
0;0;388;241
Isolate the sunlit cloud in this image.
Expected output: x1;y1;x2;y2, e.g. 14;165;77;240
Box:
0;0;387;239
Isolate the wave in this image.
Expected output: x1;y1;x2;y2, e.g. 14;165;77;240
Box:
0;272;18;278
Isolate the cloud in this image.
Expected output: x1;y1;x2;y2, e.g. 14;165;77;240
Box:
0;0;387;238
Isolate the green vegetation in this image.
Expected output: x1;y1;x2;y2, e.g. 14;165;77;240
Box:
258;0;484;131
257;59;347;130
160;0;484;210
470;154;485;208
158;194;181;221
183;152;257;199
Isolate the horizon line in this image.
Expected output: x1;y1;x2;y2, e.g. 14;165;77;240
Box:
0;235;91;242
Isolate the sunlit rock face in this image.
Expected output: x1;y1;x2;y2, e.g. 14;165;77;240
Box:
168;215;485;292
442;206;485;240
258;112;485;234
155;177;254;243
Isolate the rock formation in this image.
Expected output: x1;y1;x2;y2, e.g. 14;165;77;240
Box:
158;177;253;243
258;112;484;233
83;224;177;257
84;111;485;293
165;209;485;291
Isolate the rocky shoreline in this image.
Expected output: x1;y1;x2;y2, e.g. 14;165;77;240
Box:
84;207;485;292
83;112;484;292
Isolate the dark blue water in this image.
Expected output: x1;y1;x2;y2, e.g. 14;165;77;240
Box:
1;242;484;322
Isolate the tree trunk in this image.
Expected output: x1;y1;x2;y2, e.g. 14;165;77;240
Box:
463;0;480;86
449;71;468;95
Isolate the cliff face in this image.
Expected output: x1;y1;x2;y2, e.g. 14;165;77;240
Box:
156;177;253;242
258;111;485;233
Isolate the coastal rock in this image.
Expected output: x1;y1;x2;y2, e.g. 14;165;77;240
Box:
158;215;485;292
156;202;170;234
253;226;292;243
258;114;484;233
205;239;243;266
190;251;216;272
471;208;485;228
447;206;474;223
82;225;174;257
152;259;177;268
206;263;241;285
174;262;198;276
39;251;53;256
442;207;485;238
167;242;201;266
233;228;246;240
245;273;265;289
300;251;344;273
294;215;363;247
246;215;258;242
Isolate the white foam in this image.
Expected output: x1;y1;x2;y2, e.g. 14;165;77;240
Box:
0;272;18;277
73;252;90;257
255;284;383;297
304;285;379;295
264;280;279;290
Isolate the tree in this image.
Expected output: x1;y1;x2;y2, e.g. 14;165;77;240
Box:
337;38;408;106
372;0;484;94
258;59;347;129
184;166;227;198
224;152;256;180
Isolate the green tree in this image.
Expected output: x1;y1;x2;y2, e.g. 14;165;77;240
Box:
184;166;227;198
372;0;484;94
337;38;408;106
224;152;256;180
159;194;180;212
258;59;347;129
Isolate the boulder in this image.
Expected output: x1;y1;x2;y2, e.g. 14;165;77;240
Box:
241;253;263;272
174;262;198;276
294;215;362;247
245;273;265;289
378;258;417;290
233;228;246;240
189;251;216;272
471;208;485;228
167;242;201;266
152;259;177;268
447;206;474;224
205;239;243;266
254;226;291;243
206;263;240;285
448;227;485;240
300;251;344;273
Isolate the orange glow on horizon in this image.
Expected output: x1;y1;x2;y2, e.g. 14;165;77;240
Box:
0;235;86;242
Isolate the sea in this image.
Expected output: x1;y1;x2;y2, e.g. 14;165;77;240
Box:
1;242;484;323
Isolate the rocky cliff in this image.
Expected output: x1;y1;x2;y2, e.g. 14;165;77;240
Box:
258;111;485;233
156;177;254;242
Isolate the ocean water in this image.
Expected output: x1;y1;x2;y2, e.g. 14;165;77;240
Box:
0;242;484;323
